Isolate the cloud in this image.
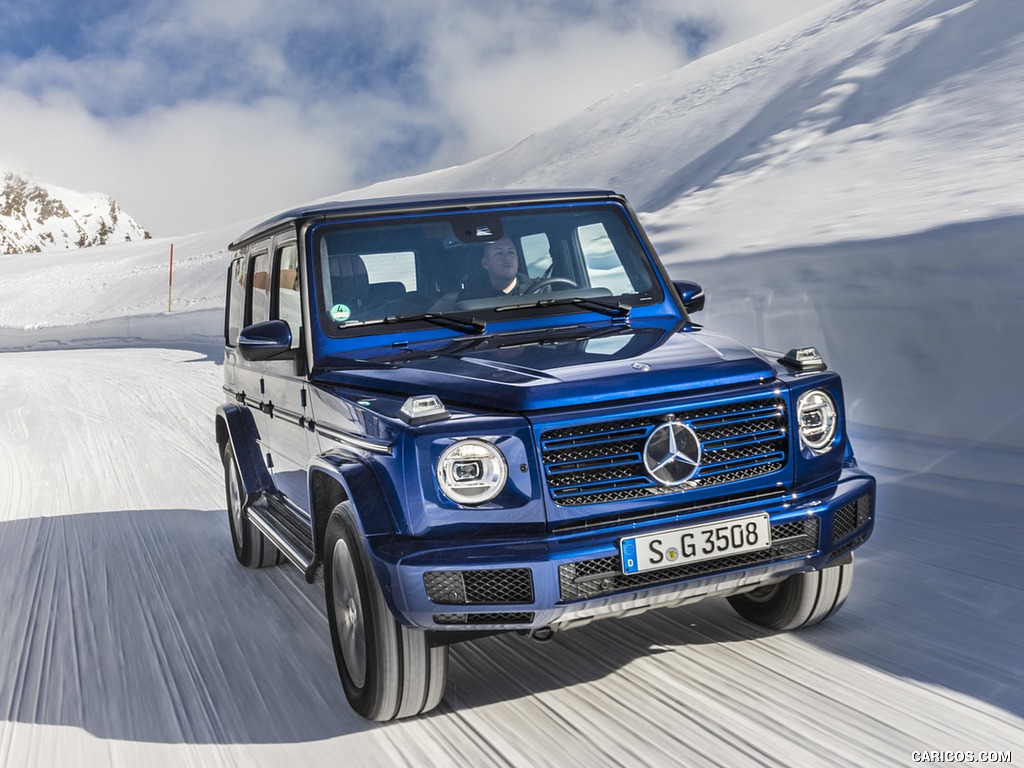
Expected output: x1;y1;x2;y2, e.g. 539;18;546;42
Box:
0;0;834;235
417;4;691;164
0;86;430;234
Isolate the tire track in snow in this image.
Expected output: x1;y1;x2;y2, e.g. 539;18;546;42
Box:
1;347;1022;767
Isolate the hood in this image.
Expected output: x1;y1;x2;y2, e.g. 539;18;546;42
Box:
312;325;775;413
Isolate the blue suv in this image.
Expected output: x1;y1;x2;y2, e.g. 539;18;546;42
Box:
216;189;875;720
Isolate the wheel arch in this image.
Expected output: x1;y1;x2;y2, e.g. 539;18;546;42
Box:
215;403;273;497
308;455;398;564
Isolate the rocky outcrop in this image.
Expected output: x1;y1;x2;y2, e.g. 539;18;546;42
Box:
1;170;151;254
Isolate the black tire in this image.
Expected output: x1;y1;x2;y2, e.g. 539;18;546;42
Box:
222;441;281;568
727;556;854;631
324;503;448;721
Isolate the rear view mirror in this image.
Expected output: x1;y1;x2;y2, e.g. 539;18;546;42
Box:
238;319;295;361
673;280;706;314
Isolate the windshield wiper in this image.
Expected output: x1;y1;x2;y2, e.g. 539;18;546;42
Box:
382;312;487;335
495;295;631;319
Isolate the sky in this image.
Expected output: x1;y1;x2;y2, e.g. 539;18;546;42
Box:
0;0;833;236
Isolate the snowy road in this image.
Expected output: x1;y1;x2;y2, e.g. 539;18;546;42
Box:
1;346;1021;767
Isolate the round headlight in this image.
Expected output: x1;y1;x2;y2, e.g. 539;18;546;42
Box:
436;439;508;505
796;389;838;452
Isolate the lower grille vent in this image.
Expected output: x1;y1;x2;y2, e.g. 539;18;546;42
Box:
558;517;819;601
424;568;534;605
434;612;535;625
832;494;873;542
829;532;870;563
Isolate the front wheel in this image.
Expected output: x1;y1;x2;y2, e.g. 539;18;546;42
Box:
727;556;854;631
324;503;448;721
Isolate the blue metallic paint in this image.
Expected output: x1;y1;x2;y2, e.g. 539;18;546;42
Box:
311;324;776;412
220;189;876;636
215;403;274;497
369;468;874;630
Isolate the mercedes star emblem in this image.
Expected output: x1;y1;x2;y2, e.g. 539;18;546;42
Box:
642;421;702;486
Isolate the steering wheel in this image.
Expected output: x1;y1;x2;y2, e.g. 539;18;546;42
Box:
524;277;578;294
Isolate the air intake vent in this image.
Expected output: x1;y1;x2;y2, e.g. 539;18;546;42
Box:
434;612;535;625
558;517;819;601
832;494;873;542
424;568;534;605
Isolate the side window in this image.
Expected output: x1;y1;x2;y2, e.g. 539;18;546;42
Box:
249;251;271;324
520;233;552;278
274;243;301;349
226;256;246;346
578;222;634;295
363;251;417;291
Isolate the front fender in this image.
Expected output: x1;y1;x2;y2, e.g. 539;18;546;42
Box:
215;403;273;497
308;454;399;552
308;455;407;614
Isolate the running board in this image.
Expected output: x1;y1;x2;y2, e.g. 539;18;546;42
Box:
248;496;318;581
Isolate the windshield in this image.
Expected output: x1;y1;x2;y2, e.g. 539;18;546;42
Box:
312;203;663;337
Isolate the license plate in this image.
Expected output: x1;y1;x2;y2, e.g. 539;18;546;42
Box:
620;513;772;575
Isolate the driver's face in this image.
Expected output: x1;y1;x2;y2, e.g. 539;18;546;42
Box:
482;238;518;284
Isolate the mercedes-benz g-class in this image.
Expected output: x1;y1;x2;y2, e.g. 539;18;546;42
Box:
216;189;875;721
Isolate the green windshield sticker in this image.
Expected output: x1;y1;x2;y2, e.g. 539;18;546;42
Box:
330;304;351;322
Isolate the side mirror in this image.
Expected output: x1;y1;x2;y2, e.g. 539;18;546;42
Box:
238;319;295;361
673;280;706;314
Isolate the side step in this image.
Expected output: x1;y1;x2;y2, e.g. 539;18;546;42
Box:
248;495;319;581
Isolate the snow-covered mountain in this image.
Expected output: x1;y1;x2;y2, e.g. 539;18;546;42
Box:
354;0;1024;260
0;169;150;254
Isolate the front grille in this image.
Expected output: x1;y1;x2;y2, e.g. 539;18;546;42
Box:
424;568;534;605
558;517;819;601
434;612;535;625
540;395;787;506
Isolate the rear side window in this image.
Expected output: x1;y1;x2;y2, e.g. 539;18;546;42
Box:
249;251;271;324
226;256;246;346
274;243;302;349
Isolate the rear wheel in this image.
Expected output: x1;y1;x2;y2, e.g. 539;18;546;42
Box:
324;503;448;721
222;441;280;568
727;556;854;631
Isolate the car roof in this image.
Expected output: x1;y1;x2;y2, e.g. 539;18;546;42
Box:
229;188;620;249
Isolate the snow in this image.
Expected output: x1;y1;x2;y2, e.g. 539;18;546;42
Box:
1;0;1022;765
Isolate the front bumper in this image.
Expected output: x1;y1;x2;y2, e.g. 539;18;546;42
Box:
370;467;875;632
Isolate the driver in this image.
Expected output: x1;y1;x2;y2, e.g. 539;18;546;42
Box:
458;237;528;300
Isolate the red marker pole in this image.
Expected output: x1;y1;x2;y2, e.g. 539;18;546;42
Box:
168;243;174;312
